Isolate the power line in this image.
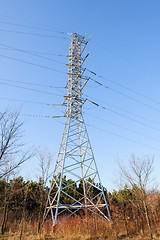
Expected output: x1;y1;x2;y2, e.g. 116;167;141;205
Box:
0;81;63;97
20;110;160;152
21;113;65;126
89;77;160;113
0;96;65;115
21;113;53;118
86;69;160;106
1;25;159;154
87;123;160;152
96;0;123;36
0;96;53;106
83;93;160;126
86;99;160;132
2;52;158;134
0;43;67;66
88;0;112;34
2;45;159;123
0;47;66;57
1;74;154;134
89;0;123;52
85;112;160;142
0;78;61;89
5;35;155;120
21;113;65;119
0;20;67;34
0;53;68;74
0;29;68;39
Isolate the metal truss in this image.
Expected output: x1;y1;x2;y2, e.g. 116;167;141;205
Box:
43;33;112;226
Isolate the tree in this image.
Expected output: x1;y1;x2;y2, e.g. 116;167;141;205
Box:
37;151;53;232
0;110;33;178
115;185;132;236
119;155;154;239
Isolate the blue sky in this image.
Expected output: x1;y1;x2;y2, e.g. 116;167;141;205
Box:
0;0;160;191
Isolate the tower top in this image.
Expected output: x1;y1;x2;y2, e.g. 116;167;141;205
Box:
64;33;89;119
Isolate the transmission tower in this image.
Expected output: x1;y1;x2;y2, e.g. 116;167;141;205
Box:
43;33;111;226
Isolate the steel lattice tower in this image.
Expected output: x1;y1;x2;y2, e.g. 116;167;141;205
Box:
43;33;111;226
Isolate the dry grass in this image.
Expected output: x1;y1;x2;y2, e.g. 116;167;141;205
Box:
1;216;160;240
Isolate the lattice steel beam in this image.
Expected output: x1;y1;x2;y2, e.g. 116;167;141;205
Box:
43;33;112;226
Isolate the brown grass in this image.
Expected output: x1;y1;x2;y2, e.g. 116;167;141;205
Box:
1;216;160;240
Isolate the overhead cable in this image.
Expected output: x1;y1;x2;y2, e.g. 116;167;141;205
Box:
0;47;66;57
19;111;160;151
87;99;160;132
0;20;67;34
86;68;160;106
0;29;68;39
84;95;160;126
0;81;63;97
85;112;160;142
0;53;67;74
89;77;160;113
0;43;67;66
86;123;160;151
0;78;60;89
0;96;53;106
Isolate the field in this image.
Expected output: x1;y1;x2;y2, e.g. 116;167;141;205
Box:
0;216;160;240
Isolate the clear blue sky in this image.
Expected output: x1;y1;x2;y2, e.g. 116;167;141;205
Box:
1;0;160;191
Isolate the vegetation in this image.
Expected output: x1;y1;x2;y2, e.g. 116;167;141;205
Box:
1;111;160;239
0;173;160;239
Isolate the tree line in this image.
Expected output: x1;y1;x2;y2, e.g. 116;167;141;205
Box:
0;171;159;239
0;110;159;239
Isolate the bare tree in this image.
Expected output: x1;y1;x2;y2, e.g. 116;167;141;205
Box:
38;151;53;187
1;159;19;235
0;109;34;235
0;110;33;178
37;150;53;232
19;182;29;240
119;154;154;239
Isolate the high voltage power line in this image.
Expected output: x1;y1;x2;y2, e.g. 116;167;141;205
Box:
88;0;113;34
0;53;67;74
88;78;160;113
85;112;160;142
1;94;158;151
1;86;160;133
1;46;160;116
1;57;160;133
19;112;160;152
86;69;160;106
0;40;160;114
1;53;160;117
84;97;160;126
0;78;63;89
0;43;67;66
86;99;160;132
21;113;53;118
0;21;67;34
1;85;159;134
0;29;68;39
86;123;160;152
0;18;160;155
0;81;63;96
1;77;159;131
1;5;158;109
0;96;53;106
0;47;66;57
1;79;160;132
88;0;123;53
